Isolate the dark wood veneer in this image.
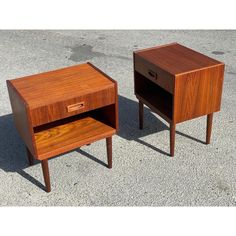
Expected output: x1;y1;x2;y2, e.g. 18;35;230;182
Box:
134;43;225;156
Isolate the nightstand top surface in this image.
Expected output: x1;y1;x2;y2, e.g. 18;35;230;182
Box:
135;43;224;75
8;63;115;107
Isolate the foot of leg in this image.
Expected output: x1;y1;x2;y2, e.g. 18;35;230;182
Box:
106;137;112;169
170;123;176;157
206;113;213;144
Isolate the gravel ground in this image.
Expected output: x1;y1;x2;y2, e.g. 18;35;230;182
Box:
0;30;235;206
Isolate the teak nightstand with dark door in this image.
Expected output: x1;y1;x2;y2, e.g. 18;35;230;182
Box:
7;63;118;192
134;43;225;156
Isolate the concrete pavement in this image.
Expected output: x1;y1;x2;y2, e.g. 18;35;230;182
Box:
0;30;235;206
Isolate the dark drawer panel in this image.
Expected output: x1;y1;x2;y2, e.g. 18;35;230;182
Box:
134;54;174;93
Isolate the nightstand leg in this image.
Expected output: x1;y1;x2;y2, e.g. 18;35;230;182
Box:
41;159;51;192
139;100;144;129
26;147;34;166
170;123;176;157
106;137;112;169
206;113;213;144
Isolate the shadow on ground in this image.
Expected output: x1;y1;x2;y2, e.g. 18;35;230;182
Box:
0;95;203;190
118;95;169;155
118;95;205;153
0;114;47;190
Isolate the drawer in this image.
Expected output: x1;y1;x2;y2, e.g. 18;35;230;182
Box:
30;87;116;126
134;54;174;93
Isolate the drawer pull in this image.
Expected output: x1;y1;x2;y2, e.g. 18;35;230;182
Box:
67;102;85;112
148;70;157;79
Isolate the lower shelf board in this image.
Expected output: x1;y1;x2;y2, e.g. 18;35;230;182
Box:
34;116;116;160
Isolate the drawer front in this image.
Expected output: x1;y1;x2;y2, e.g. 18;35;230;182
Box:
30;87;116;126
134;54;174;93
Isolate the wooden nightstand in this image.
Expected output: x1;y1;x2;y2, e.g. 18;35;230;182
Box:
134;43;225;156
7;63;118;192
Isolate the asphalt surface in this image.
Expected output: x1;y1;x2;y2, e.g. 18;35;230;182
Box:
0;30;235;206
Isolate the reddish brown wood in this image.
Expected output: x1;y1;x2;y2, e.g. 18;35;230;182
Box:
206;113;213;144
135;42;223;75
41;159;51;192
30;88;115;127
9;63;115;107
106;137;112;168
134;43;225;156
88;62;119;131
134;54;174;94
34;116;116;160
8;63;116;127
174;65;224;123
7;81;37;157
7;62;118;192
170;123;176;157
26;147;34;166
139;100;144;129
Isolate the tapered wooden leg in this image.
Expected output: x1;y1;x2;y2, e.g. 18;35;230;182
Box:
26;147;34;166
206;113;213;144
106;137;112;169
41;159;51;192
170;123;176;157
139;100;144;130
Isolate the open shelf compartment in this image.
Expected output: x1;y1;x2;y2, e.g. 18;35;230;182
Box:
33;105;116;160
135;72;173;122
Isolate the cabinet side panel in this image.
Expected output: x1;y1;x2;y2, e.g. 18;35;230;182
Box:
7;81;36;156
114;82;119;131
174;65;224;123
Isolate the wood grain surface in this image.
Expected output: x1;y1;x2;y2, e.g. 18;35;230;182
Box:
134;42;225;156
134;43;225;124
174;63;225;123
7;62;118;191
9;63;115;108
7;81;37;156
30;87;115;127
135;42;224;75
134;53;174;93
34;116;116;160
8;62;118;160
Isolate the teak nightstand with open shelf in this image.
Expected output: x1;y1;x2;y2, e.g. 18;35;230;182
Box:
134;43;225;156
7;63;118;192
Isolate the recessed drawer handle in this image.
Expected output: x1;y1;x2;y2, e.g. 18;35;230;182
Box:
148;70;157;79
67;102;85;112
